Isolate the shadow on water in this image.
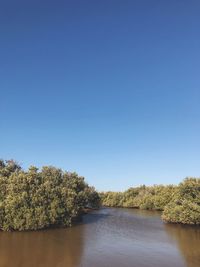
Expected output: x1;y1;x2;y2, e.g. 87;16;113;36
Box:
0;210;110;267
0;227;84;267
164;223;200;267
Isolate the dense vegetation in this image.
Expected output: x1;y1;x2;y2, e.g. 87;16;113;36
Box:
0;160;100;231
101;178;200;225
0;159;199;229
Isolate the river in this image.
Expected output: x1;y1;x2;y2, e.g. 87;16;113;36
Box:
0;208;199;267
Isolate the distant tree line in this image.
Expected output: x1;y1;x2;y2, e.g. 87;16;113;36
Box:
100;178;200;225
0;159;100;231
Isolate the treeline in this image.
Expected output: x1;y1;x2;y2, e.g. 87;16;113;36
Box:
0;160;100;231
100;178;200;225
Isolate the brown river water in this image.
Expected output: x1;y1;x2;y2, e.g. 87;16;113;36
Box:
0;208;199;267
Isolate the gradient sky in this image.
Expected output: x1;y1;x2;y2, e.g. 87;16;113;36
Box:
1;0;200;191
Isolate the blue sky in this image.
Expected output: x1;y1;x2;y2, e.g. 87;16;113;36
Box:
1;0;200;191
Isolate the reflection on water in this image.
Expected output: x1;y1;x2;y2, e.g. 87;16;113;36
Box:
0;227;84;267
0;208;199;267
165;223;200;267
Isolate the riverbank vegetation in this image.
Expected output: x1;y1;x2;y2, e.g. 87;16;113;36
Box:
101;178;200;225
0;160;100;231
1;159;199;229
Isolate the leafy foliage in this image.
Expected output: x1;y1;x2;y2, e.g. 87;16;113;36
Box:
162;178;200;224
101;178;200;225
0;160;100;231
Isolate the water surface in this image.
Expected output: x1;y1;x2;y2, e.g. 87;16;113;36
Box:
0;208;199;267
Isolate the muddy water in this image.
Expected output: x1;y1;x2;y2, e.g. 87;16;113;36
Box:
0;208;199;267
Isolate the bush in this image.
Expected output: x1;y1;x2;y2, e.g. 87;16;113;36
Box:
162;200;200;224
101;185;176;211
100;192;123;207
0;160;100;231
162;178;200;224
101;178;200;225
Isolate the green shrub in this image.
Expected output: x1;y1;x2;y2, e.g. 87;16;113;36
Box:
100;191;123;207
162;178;200;224
101;178;200;225
162;200;200;224
0;160;100;231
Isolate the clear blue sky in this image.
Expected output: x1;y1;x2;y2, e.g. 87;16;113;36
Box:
1;0;200;191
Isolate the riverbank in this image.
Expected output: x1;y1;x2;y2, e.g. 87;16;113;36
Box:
100;178;200;225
